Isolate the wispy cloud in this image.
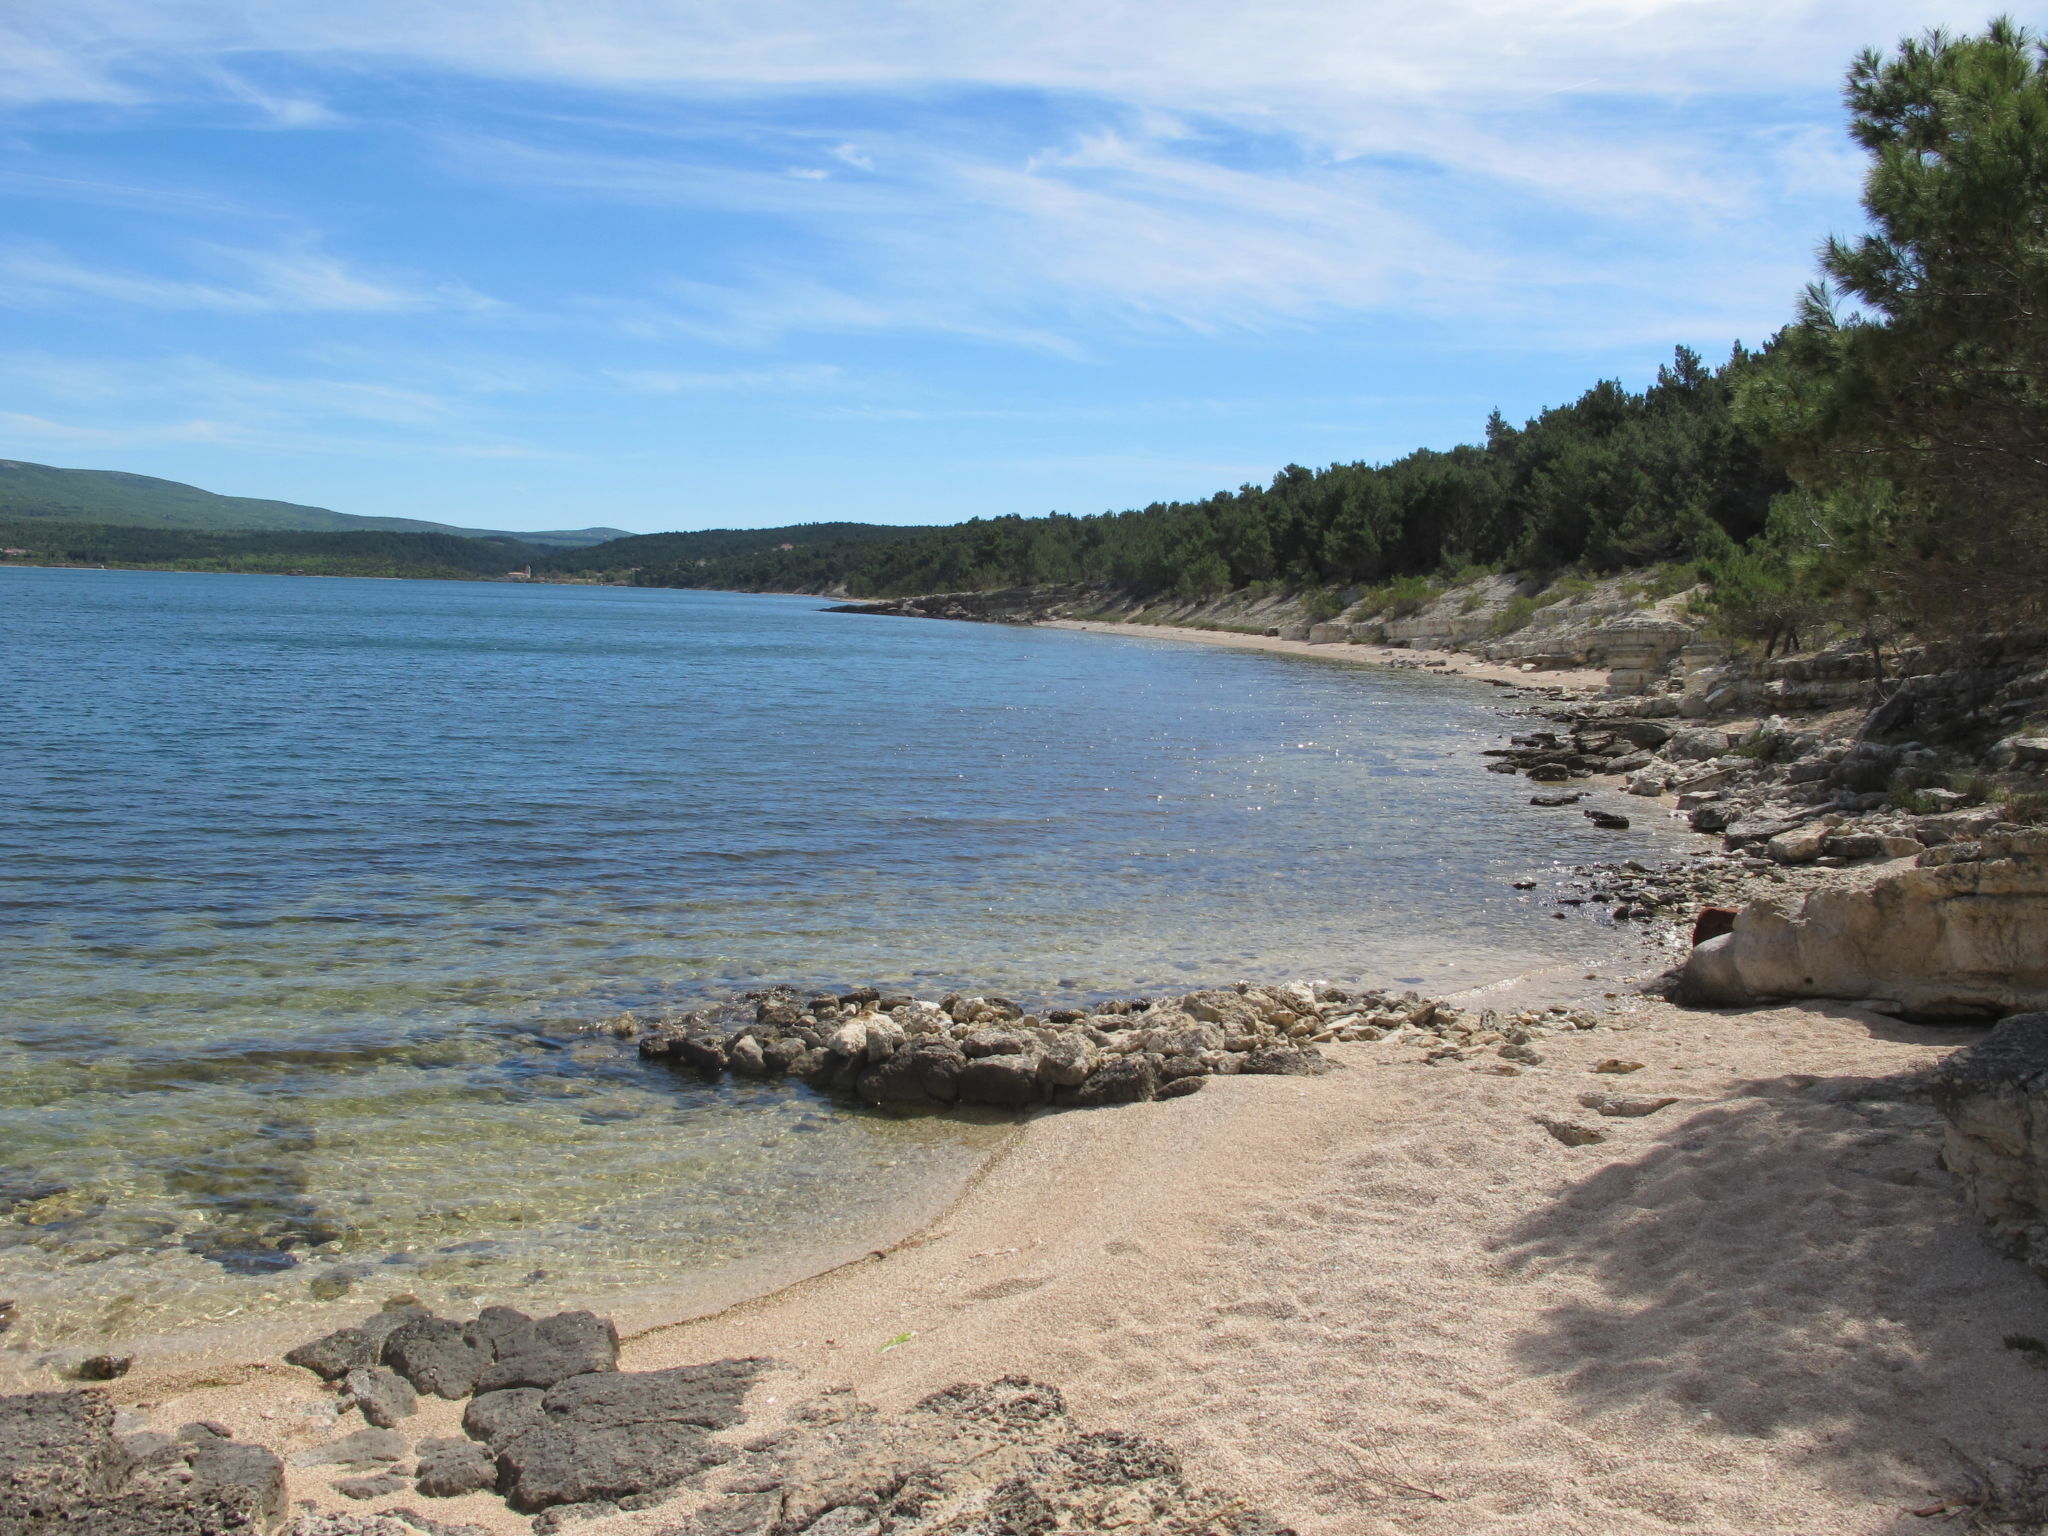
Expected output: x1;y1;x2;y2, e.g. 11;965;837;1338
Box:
0;241;495;315
606;364;843;392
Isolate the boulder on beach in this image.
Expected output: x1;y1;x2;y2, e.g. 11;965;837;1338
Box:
1679;832;2048;1017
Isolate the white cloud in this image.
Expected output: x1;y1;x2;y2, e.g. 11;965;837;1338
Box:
605;364;843;391
0;241;495;315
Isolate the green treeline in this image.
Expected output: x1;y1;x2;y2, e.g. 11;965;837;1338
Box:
565;346;1784;600
0;520;550;579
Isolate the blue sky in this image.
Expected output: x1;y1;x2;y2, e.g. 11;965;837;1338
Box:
0;1;2005;534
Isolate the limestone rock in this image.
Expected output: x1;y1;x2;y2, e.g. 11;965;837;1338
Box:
382;1316;493;1400
494;1358;765;1512
1539;1117;1608;1147
290;1426;409;1468
1578;1092;1681;1117
416;1435;499;1497
286;1325;379;1382
955;1055;1041;1107
463;1387;547;1451
1766;824;1828;864
0;1389;288;1535
335;1471;407;1500
343;1366;418;1429
1679;832;2048;1017
1930;1014;2048;1276
1070;1055;1157;1105
473;1311;618;1393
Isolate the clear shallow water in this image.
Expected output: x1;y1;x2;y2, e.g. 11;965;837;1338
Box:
0;568;1676;1368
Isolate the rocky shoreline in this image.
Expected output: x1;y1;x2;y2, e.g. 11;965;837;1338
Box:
13;597;2048;1534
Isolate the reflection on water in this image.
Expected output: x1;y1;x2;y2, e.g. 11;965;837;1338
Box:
1;569;1681;1370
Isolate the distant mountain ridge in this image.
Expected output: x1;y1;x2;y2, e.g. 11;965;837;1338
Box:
0;459;630;549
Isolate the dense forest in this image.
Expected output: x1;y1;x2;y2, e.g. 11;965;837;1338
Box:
544;345;1784;599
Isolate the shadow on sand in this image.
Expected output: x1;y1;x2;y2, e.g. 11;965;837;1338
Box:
1497;1012;2048;1526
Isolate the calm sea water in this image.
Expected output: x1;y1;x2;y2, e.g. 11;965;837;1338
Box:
1;568;1677;1371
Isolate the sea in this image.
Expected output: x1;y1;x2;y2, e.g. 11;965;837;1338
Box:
0;567;1683;1375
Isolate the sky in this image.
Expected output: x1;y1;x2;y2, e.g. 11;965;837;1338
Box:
0;2;2007;535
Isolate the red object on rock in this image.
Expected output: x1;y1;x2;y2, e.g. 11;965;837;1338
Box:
1692;907;1738;946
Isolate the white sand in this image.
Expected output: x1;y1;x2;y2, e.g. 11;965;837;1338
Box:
1041;618;1613;693
133;989;2048;1535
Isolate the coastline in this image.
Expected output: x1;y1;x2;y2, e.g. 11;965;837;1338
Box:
1040;616;1614;694
116;976;2044;1536
27;606;2047;1534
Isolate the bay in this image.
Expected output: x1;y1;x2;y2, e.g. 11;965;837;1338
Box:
0;567;1673;1369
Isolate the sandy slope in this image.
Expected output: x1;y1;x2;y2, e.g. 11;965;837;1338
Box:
138;987;2048;1536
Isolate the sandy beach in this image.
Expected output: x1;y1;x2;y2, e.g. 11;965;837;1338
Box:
1041;618;1614;694
122;972;2048;1535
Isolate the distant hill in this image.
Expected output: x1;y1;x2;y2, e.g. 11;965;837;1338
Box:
0;460;630;549
540;522;923;576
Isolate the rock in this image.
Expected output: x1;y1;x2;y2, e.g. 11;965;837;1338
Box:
1689;802;1737;833
73;1354;131;1382
1071;1056;1158;1105
1593;1059;1646;1074
495;1359;764;1512
287;1325;379;1381
1691;906;1738;945
1239;1046;1326;1076
1539;1117;1608;1147
1527;762;1573;782
1035;1035;1098;1088
291;1427;410;1468
1608;719;1674;749
1930;1015;2048;1276
1722;813;1816;849
1680;831;2048;1017
854;1051;933;1106
345;1366;419;1428
0;1391;126;1517
462;1304;535;1359
1157;1075;1206;1099
1766;824;1828;864
1583;809;1631;829
954;1055;1042;1107
336;1471;408;1499
531;1501;621;1533
1664;726;1733;761
463;1388;547;1450
474;1311;619;1393
1578;1092;1681;1117
416;1435;498;1497
185;1439;289;1528
1180;990;1260;1030
1529;792;1584;806
1989;735;2048;770
383;1316;492;1400
727;1036;768;1076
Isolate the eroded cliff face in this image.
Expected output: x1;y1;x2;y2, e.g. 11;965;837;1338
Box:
1679;832;2048;1019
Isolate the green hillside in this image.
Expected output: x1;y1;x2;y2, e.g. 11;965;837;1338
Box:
536;522;925;578
0;518;550;579
0;460;629;549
